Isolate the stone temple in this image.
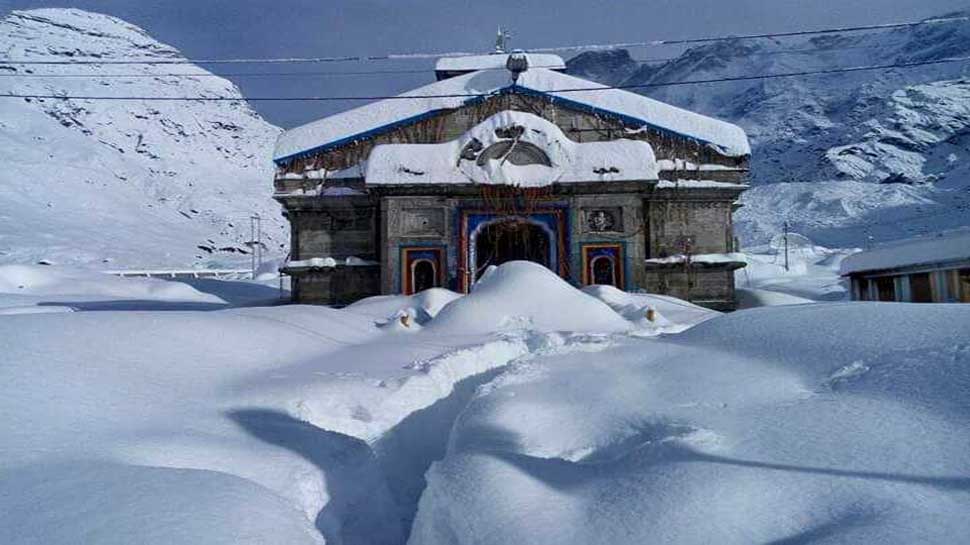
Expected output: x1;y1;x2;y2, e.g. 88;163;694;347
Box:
272;52;750;310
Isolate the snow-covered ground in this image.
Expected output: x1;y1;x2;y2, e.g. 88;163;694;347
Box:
411;302;970;545
2;260;968;545
735;242;854;304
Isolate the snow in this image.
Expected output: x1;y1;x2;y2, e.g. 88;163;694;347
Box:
0;9;285;270
426;261;634;335
655;179;747;189
570;16;970;248
345;288;463;325
435;53;566;73
736;287;814;308
286;256;379;269
3;463;326;545
840;228;970;275
735;243;853;302
4;257;970;544
410;303;970;545
581;284;719;332
645;252;747;265
656;159;742;171
274;67;750;164
366;111;658;187
0;264;223;303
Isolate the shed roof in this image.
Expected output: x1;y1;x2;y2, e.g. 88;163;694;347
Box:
840;228;970;275
273;67;750;164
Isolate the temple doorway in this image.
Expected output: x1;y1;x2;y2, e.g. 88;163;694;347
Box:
474;219;550;280
591;256;617;286
411;260;437;293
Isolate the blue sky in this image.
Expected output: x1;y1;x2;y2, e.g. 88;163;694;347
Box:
1;0;965;127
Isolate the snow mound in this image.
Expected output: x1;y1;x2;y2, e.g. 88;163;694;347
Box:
2;463;324;545
581;284;718;333
736;287;814;308
735;244;852;302
0;264;223;303
345;288;463;325
411;303;970;545
427;261;633;335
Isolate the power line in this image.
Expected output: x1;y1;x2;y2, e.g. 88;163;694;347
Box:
0;14;966;67
0;42;907;80
530;15;970;52
2;56;967;102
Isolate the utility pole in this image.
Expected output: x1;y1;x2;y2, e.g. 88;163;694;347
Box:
255;213;263;270
249;214;263;279
249;216;256;278
682;236;694;303
783;220;790;272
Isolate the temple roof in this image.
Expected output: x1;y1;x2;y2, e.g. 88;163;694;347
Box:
365;111;658;187
273;67;751;165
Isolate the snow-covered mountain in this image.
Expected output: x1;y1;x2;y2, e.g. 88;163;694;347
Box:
567;13;970;247
0;9;285;269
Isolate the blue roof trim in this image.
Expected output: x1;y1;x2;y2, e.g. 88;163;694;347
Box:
273;93;494;166
274;84;738;166
510;84;720;151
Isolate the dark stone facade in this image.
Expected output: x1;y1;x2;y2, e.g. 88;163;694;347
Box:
274;90;748;309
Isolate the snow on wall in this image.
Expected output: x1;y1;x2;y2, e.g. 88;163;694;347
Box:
365;110;658;187
273;67;750;163
840;228;970;275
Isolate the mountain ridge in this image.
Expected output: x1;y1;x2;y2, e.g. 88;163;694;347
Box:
567;13;970;246
0;8;285;269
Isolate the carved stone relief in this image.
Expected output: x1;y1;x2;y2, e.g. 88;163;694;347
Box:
401;208;445;236
584;208;622;233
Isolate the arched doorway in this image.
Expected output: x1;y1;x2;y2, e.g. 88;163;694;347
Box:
591;255;617;286
411;259;437;293
474;219;550;280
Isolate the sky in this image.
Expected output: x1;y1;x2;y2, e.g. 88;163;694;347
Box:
1;0;966;128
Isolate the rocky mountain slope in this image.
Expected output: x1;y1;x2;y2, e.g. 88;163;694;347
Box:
0;8;285;269
568;13;970;247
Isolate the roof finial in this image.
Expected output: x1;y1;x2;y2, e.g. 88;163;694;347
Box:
495;27;512;53
506;50;529;83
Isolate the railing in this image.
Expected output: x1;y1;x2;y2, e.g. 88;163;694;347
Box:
103;269;253;280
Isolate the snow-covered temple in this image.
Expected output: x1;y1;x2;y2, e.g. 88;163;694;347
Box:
272;52;750;309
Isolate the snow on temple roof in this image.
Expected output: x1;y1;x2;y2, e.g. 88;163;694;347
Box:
365;111;658;187
273;67;751;164
840;228;970;275
434;53;566;74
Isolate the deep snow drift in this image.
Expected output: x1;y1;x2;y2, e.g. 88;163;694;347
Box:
0;9;285;269
0;262;677;545
3;261;968;545
410;303;970;545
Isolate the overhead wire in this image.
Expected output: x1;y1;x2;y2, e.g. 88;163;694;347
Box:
0;41;917;80
0;14;965;66
1;56;968;102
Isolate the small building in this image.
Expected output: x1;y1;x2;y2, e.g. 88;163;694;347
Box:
273;52;751;309
841;229;970;303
